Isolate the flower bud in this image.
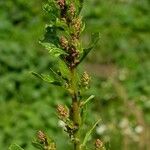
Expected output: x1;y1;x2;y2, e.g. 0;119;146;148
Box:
57;104;69;119
60;36;68;49
69;3;76;17
71;35;79;48
71;18;82;35
81;71;90;88
95;139;103;149
37;130;47;143
57;0;65;9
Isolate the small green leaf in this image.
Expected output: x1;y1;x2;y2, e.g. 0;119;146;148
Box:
32;72;62;86
43;2;59;21
80;95;95;107
41;25;59;45
40;42;67;58
9;144;24;150
58;59;69;80
55;18;69;34
32;141;44;150
81;119;101;147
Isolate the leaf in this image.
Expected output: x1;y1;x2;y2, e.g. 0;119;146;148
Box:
105;141;111;150
32;72;62;86
58;59;69;80
55;18;69;33
80;95;95;127
32;141;44;150
80;95;95;107
40;42;66;58
41;25;59;45
43;1;59;21
49;67;68;82
9;144;24;150
79;33;100;64
40;24;69;59
81;119;101;147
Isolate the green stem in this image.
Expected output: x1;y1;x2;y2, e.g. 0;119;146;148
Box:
70;68;82;150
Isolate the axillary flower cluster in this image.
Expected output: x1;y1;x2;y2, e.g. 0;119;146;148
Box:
57;0;82;69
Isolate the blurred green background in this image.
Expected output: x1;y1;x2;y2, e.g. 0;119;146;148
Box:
0;0;150;150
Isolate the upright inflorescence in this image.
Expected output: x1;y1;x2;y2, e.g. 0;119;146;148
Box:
56;0;82;69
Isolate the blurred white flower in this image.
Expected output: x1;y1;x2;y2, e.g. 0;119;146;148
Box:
96;124;107;135
135;125;144;134
58;120;66;129
119;118;129;129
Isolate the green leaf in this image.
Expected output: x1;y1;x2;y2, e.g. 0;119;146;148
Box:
32;141;44;150
58;59;69;80
55;18;69;34
32;72;62;86
42;25;59;44
43;2;59;21
80;95;95;127
81;119;101;147
9;144;24;150
80;95;95;107
40;42;67;58
49;67;68;82
79;33;100;64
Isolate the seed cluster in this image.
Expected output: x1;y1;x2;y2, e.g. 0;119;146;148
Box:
57;104;69;119
69;3;76;17
95;139;103;149
56;0;82;69
71;18;82;38
81;71;91;88
37;130;47;143
57;0;67;19
57;0;65;9
37;131;56;150
60;36;68;49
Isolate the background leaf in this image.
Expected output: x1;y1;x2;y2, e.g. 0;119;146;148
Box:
79;33;100;64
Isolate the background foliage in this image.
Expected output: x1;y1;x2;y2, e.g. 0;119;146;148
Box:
0;0;149;150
